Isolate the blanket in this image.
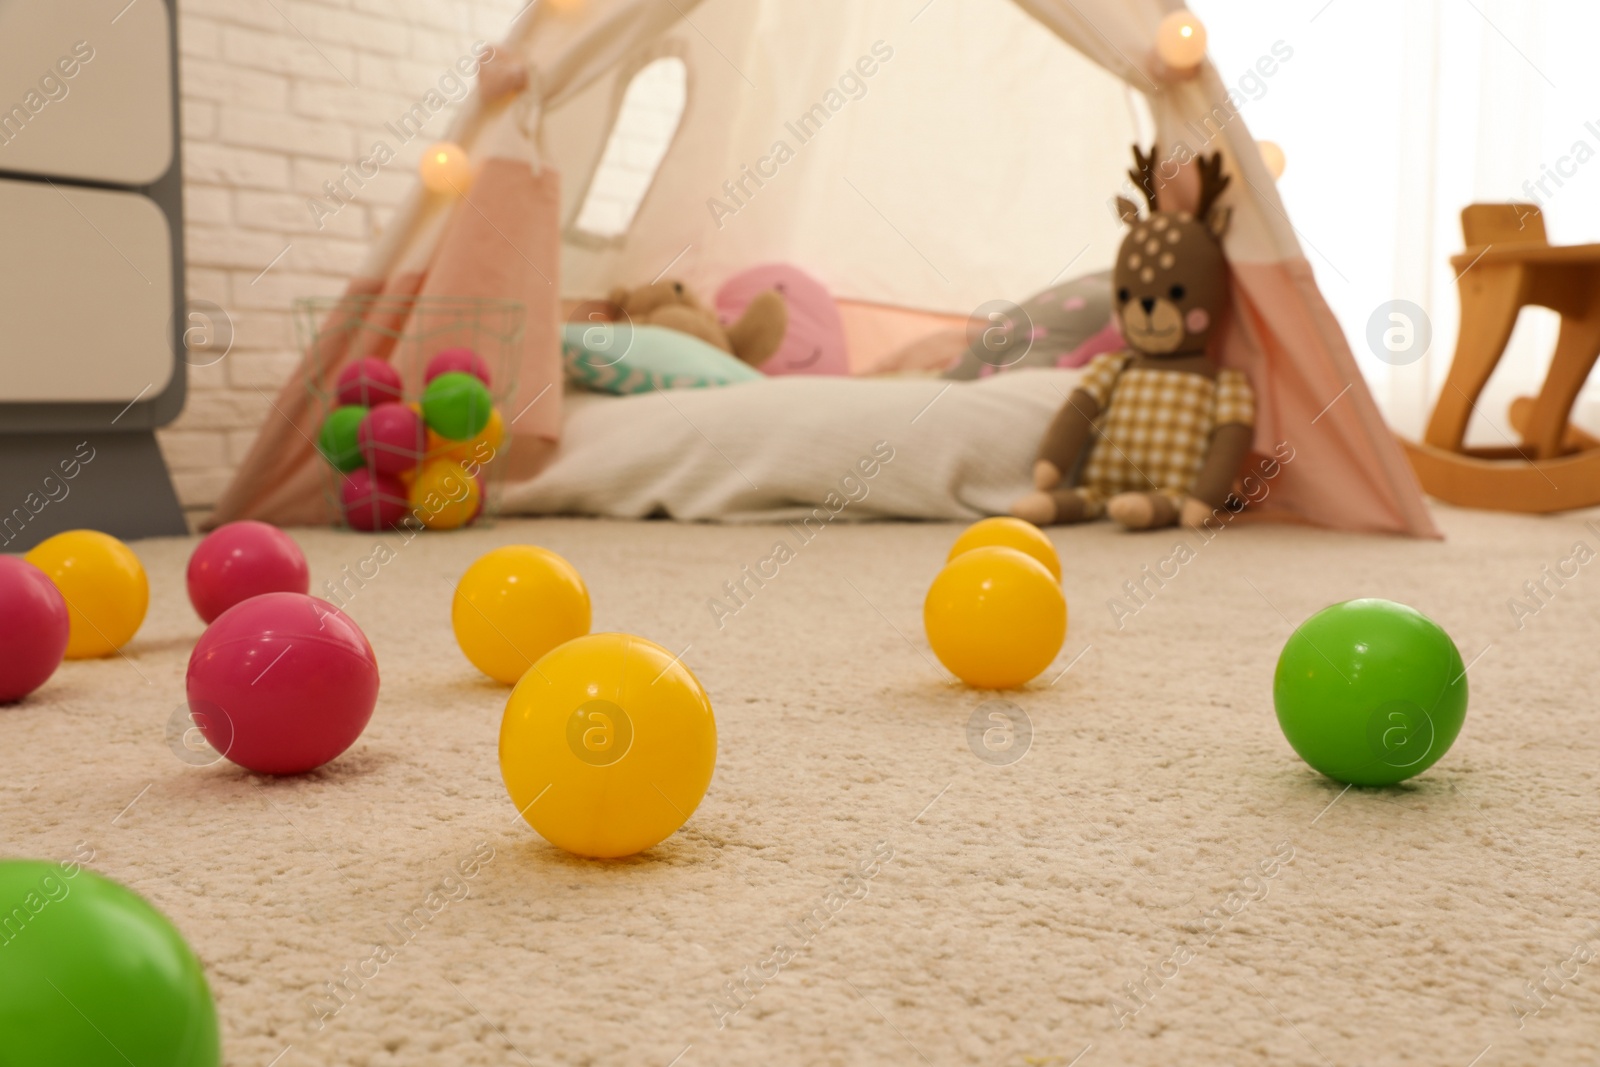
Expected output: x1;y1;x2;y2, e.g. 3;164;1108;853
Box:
502;369;1083;522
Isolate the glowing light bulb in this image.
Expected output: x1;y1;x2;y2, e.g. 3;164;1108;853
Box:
1258;140;1287;179
1156;11;1208;70
420;141;472;195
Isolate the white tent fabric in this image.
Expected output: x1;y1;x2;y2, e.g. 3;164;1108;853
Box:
546;0;1138;312
215;0;1438;538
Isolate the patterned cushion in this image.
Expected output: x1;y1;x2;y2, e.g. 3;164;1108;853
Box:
943;270;1113;380
561;323;763;394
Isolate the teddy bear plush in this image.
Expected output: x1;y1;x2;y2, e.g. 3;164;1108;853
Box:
1010;146;1255;531
607;279;788;368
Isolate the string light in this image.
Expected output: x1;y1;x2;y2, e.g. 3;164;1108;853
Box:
1155;11;1208;71
1258;140;1287;180
420;142;472;196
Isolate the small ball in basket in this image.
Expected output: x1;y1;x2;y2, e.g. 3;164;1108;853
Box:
339;469;410;531
358;402;426;476
428;406;504;466
317;404;367;473
425;347;491;387
422;372;493;441
335;357;404;408
409;459;481;530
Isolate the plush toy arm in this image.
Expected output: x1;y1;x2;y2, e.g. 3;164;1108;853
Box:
1034;387;1102;489
1189;421;1252;508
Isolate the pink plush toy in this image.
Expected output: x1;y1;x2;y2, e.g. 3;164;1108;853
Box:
716;264;849;377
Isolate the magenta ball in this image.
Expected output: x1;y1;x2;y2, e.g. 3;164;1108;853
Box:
0;556;70;703
358;402;425;475
186;592;379;775
335;358;404;408
424;347;490;387
338;469;409;532
186;520;311;624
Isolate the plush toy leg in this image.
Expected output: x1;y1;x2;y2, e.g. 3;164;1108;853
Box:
1010;487;1102;526
726;290;788;367
1107;491;1179;530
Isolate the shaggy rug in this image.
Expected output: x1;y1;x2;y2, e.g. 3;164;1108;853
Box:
6;506;1600;1066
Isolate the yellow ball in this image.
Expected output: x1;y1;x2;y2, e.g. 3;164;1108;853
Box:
947;516;1061;581
500;632;716;858
428;406;504;466
453;545;591;684
924;546;1066;689
408;459;480;530
419;141;472;195
25;530;148;659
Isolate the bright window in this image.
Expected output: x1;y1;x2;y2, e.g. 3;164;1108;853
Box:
572;56;688;239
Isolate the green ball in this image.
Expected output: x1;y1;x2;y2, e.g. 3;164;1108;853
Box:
318;404;368;472
1273;598;1468;786
0;861;220;1066
422;371;492;441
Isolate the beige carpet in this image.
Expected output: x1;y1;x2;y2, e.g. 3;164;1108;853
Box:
7;507;1600;1066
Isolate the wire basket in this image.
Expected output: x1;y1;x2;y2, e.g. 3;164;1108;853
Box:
294;295;524;532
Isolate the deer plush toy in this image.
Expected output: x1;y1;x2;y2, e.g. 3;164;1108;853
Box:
1011;146;1255;531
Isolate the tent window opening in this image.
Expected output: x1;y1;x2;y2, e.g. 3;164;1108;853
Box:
573;56;688;239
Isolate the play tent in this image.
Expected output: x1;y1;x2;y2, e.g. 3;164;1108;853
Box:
210;0;1438;538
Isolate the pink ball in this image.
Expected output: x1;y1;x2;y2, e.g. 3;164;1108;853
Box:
186;592;379;775
424;347;490;387
186;520;311;624
338;469;409;532
357;402;425;475
0;556;70;703
335;358;404;408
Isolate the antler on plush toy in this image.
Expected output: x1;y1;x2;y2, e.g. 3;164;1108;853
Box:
1128;143;1161;212
1194;152;1232;238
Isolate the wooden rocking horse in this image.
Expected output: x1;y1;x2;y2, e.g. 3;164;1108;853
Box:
1402;203;1600;512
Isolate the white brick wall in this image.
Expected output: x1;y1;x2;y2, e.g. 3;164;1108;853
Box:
160;0;521;512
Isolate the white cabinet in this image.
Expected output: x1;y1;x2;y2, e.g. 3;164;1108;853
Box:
0;0;180;407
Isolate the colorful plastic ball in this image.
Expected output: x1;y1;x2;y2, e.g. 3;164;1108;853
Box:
408;459;480;530
452;545;591;684
25;530;148;660
948;516;1061;580
924;546;1066;689
422;371;493;441
424;347;490;387
338;468;410;532
358;402;426;475
317;404;367;473
420;141;473;195
500;632;717;858
186;520;310;624
1274;598;1468;786
186;592;379;775
0;556;70;702
428;406;504;466
0;861;219;1066
334;357;403;408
